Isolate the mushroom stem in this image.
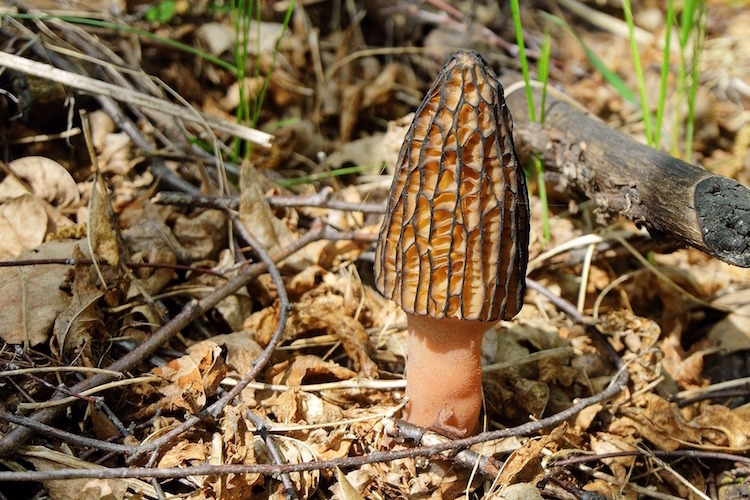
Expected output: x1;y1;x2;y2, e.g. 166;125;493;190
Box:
403;314;496;437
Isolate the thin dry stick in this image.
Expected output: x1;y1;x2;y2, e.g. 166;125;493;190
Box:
0;370;628;482
244;411;299;500
0;221;324;458
0;51;273;146
387;419;503;478
153;189;387;215
226;216;298;499
0;410;136;455
129;217;311;465
551;449;750;468
0;258;225;277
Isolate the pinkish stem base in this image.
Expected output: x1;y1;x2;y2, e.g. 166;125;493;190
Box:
403;314;496;437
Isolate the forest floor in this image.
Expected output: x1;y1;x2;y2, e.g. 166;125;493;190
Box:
0;0;750;498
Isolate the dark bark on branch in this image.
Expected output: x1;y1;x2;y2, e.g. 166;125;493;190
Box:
504;88;750;268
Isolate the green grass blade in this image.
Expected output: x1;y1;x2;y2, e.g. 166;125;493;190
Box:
680;0;697;47
510;0;536;122
252;0;295;127
654;0;675;149
538;28;551;126
622;0;654;146
1;13;238;74
542;13;635;103
684;0;706;162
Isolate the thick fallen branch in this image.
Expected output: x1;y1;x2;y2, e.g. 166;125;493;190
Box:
504;87;750;268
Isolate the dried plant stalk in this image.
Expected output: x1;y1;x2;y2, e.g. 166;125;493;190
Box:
375;51;529;321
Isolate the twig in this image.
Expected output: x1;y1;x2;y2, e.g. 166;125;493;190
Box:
551;449;750;468
127;219;323;465
245;410;299;500
0;221;324;458
0;366;628;481
0;51;273;146
16;376;161;411
386;419;503;478
153;190;387;215
0;410;136;455
320;228;378;243
0;258;224;277
0;21;202;195
223;217;298;498
0;366;124;378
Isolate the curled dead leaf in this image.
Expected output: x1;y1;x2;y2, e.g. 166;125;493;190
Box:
149;341;227;414
0;193;49;259
498;424;567;486
6;156;80;208
52;246;104;362
0;240;78;346
271;386;344;425
88;171;121;267
255;435;319;498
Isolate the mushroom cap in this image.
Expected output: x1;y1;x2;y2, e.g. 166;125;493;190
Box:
374;50;530;322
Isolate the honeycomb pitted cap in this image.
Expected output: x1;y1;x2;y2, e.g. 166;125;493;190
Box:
374;50;530;321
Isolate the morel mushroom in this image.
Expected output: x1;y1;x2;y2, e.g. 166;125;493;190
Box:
374;50;530;436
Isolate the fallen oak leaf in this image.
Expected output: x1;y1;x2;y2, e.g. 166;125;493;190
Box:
143;341;228;415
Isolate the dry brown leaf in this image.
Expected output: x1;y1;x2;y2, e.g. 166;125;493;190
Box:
255;435;319;499
271;386;344;425
287;264;327;298
327;131;402;173
211;332;264;376
274;355;357;387
98;132;133;175
239;162;298;260
26;454;129;500
52;247;103;362
590;433;638;484
307;428;353;462
611;392;726;451
512;377;550;420
574;403;603;431
0;193;48;259
0;240;77;345
332;467;365;500
125;247;177;299
245;277;378;377
216;404;264;498
149;341;227;414
583;479;631;499
288;293;378;377
195;21;236;56
0;173;32;202
6;156;80;208
692;405;750;450
172;208;228;261
206;252;254;331
660;335;709;388
20;445;155;499
709;288;750;353
88;109;116;151
87;170;121;267
90;402;121;442
119;201;173;254
492;483;543;500
497;425;567;485
187;340;229;394
157;439;207;468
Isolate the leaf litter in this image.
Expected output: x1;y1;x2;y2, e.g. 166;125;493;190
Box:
0;1;749;499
